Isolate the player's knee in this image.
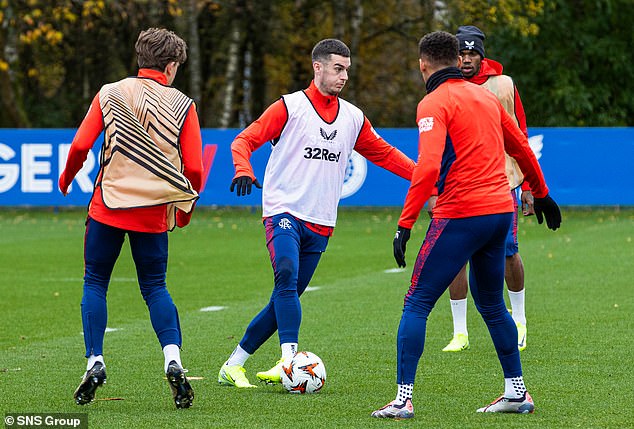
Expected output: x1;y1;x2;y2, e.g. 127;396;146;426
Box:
475;302;507;321
139;282;169;303
275;257;297;286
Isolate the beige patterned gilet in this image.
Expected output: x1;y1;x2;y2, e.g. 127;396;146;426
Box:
98;77;198;229
481;75;525;190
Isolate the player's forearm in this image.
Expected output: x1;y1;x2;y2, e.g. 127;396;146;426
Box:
180;105;204;192
59;145;92;192
231;135;258;179
398;164;439;228
354;121;415;180
231;100;286;179
60;96;104;192
502;119;548;198
361;144;415;180
514;156;548;198
514;86;528;138
399;186;432;228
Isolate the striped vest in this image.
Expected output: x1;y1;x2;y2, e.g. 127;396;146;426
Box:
98;77;198;228
481;75;524;190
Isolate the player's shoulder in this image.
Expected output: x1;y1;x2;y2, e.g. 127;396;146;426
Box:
495;74;514;83
99;78;124;92
281;89;304;100
489;74;515;89
421;80;467;107
338;97;363;117
281;89;311;112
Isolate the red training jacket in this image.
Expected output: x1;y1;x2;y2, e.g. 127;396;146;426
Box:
399;70;548;229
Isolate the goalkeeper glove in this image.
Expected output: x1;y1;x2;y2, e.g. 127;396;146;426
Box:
534;194;561;231
393;226;411;268
230;176;262;196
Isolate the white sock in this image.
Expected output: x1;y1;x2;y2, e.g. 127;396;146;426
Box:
281;343;298;361
86;354;105;371
508;289;526;325
163;344;182;373
226;344;251;367
394;383;413;406
450;298;468;336
504;376;527;399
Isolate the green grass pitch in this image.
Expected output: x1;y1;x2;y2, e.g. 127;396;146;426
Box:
0;207;632;428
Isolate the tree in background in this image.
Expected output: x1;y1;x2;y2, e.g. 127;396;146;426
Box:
0;0;184;127
0;0;631;128
493;0;633;126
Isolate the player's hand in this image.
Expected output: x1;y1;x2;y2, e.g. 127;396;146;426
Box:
426;195;438;219
59;174;69;196
534;194;561;231
393;226;411;268
521;190;535;216
176;209;193;228
230;176;262;196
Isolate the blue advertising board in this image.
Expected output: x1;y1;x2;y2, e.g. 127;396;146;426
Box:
0;128;632;207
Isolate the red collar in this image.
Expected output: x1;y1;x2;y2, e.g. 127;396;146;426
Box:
305;80;338;108
138;68;168;85
466;58;504;85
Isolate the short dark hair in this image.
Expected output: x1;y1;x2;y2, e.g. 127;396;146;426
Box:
135;28;187;71
311;39;351;62
418;31;459;68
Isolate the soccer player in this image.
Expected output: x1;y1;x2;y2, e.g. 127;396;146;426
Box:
217;38;415;388
439;25;533;353
371;31;561;419
59;28;202;408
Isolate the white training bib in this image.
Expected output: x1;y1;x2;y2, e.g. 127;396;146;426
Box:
262;91;364;226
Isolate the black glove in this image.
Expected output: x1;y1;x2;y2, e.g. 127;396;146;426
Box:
533;194;561;231
230;176;262;196
393;226;411;268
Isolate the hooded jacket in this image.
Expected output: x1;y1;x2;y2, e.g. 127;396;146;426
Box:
467;58;530;190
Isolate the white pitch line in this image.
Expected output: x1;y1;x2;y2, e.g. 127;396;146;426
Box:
200;306;227;312
383;268;407;274
80;327;121;335
45;277;137;282
304;286;321;292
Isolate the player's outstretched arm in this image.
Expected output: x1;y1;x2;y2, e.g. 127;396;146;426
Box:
59;95;104;195
354;118;415;180
229;99;287;196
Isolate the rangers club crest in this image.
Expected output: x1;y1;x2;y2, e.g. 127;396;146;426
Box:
278;218;292;229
